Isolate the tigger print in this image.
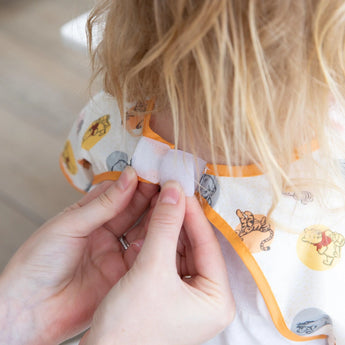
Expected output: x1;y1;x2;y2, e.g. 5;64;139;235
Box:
235;209;275;253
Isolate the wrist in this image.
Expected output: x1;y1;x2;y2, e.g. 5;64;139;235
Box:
0;275;50;345
0;295;34;344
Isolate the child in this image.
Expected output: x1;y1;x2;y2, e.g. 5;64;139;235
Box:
61;1;345;344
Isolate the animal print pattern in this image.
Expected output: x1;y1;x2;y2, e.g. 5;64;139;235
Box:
106;151;129;172
235;209;274;252
62;140;77;175
283;190;313;205
124;101;147;136
82;115;111;150
198;174;219;207
302;227;345;266
291;308;332;338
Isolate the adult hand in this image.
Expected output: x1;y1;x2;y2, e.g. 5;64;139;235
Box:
0;167;158;345
81;181;235;345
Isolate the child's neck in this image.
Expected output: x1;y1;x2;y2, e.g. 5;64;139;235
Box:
150;112;248;166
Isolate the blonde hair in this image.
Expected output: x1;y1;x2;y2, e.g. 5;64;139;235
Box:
87;0;345;203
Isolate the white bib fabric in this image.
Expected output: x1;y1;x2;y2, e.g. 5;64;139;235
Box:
60;92;345;345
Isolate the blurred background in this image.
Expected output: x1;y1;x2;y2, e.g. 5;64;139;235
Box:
0;0;96;273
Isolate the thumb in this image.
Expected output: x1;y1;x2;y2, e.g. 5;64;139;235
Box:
51;167;138;237
138;181;185;268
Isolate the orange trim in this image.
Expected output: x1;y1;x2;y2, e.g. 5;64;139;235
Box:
206;162;263;177
202;199;327;342
142;99;175;149
138;176;158;185
59;156;86;194
92;171;122;185
205;140;319;178
92;171;158;186
294;139;319;160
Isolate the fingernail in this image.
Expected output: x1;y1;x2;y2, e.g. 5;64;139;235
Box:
159;182;180;205
118;166;136;190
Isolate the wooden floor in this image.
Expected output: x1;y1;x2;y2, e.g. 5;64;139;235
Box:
0;0;95;272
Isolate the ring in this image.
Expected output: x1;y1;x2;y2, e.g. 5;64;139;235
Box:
118;234;130;251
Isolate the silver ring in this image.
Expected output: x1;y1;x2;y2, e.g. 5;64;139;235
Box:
118;234;130;251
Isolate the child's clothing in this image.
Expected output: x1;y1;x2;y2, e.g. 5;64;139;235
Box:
61;92;345;345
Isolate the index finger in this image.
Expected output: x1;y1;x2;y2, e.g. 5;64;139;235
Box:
183;196;228;284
